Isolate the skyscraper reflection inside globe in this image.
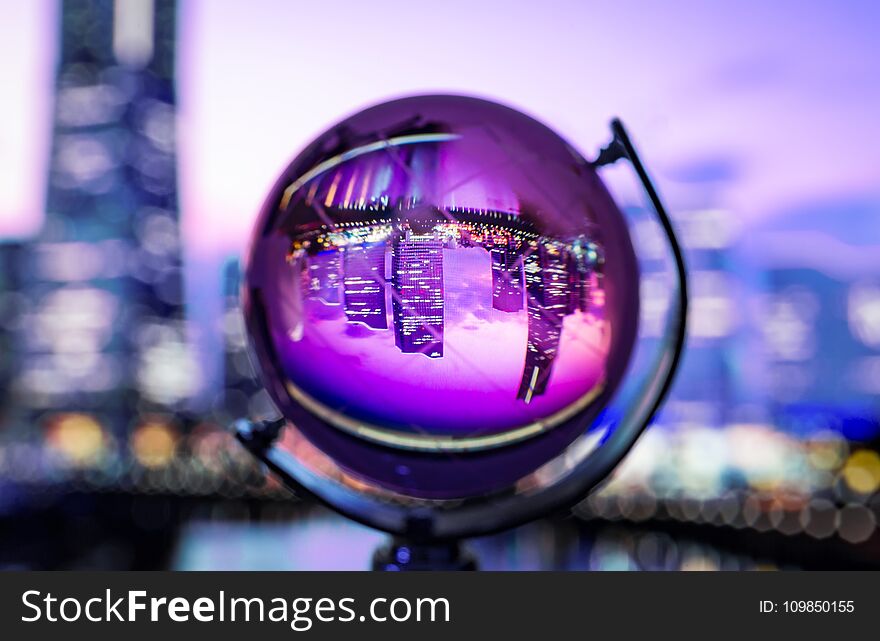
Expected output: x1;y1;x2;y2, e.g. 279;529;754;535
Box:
244;95;641;502
288;198;605;416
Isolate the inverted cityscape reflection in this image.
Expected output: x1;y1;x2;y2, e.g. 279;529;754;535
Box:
246;96;638;456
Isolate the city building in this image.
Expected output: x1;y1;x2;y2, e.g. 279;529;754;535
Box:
308;250;342;304
489;239;524;313
391;229;444;358
217;257;264;424
517;242;571;402
568;238;598;314
0;242;23;429
343;241;388;329
12;0;190;445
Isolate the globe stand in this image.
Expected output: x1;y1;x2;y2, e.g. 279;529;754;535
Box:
235;418;478;571
235;106;689;572
371;538;477;571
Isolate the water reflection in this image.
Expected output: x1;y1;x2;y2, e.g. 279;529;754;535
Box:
174;511;785;571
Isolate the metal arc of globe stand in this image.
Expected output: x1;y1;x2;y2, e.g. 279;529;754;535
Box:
235;118;689;571
593;118;690;453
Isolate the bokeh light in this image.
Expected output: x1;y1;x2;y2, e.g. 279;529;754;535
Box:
131;419;178;469
44;413;107;468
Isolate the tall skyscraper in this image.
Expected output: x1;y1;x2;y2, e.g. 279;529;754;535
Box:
308;250;343;304
489;239;524;313
568;238;596;314
13;0;190;441
343;241;388;329
217;257;263;424
391;230;444;358
517;243;570;402
0;243;23;428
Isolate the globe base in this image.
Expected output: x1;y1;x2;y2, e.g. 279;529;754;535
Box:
371;538;477;571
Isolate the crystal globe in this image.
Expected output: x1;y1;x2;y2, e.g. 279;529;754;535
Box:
243;95;645;519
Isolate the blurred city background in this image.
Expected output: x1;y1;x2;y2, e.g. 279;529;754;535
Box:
1;0;879;569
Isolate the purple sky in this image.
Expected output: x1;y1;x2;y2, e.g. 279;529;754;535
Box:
174;0;880;258
1;0;877;398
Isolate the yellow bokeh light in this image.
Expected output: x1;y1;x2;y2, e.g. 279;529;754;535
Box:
131;420;178;469
47;413;106;467
842;449;880;495
807;435;848;471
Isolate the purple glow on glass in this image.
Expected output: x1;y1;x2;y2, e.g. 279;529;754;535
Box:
245;95;638;496
275;244;608;436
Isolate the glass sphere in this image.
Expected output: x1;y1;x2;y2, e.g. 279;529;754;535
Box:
243;95;639;503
